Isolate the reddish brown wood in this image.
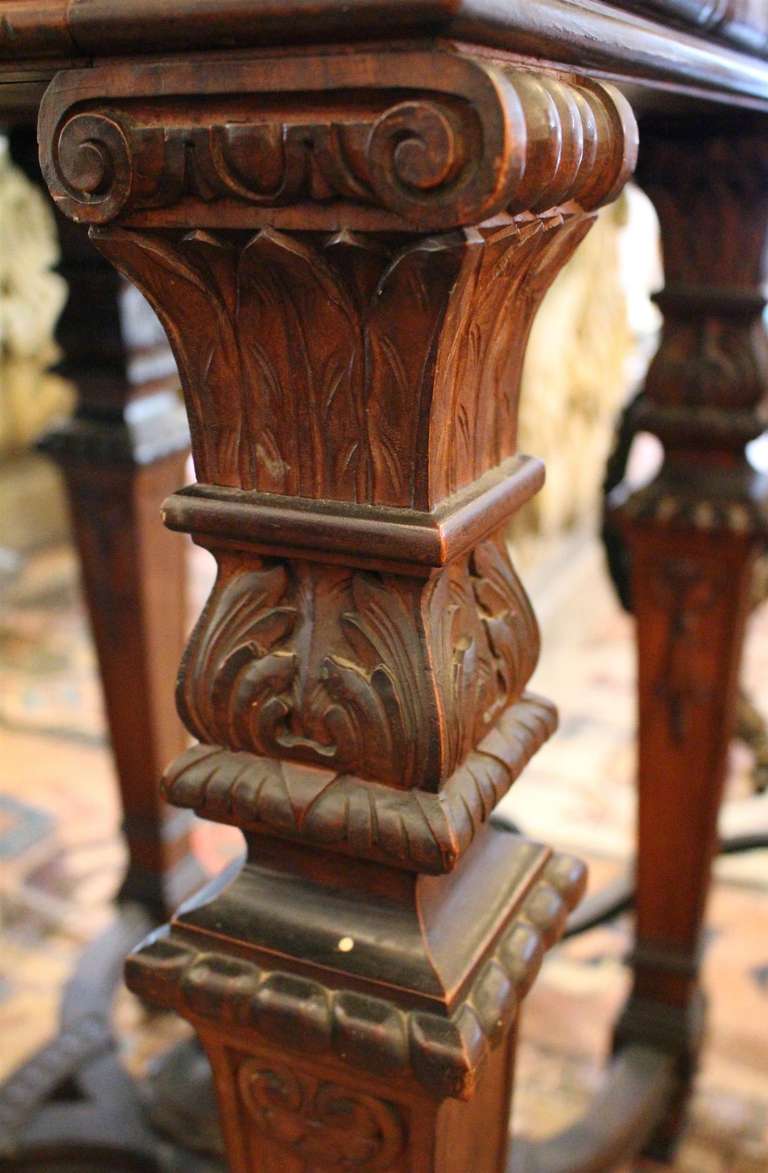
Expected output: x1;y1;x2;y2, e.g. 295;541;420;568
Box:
611;119;768;1152
55;452;204;919
31;42;638;1170
5;2;768;1168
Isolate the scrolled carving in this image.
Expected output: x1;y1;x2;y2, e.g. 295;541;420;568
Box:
178;555;434;787
40;49;637;229
427;532;540;771
237;1061;404;1170
366;98;473;210
52;111;134;222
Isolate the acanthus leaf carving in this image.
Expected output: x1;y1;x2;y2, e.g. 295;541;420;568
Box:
177;532;537;788
177;533;538;791
636;130;768;429
92;217;597;508
178;554;435;788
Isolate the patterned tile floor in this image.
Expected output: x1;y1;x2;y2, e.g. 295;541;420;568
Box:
0;531;766;1169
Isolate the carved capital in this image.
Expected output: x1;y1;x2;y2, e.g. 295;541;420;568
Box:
613;126;768;537
36;42;625;1166
88;217;590;506
39;49;637;231
35;53;637;856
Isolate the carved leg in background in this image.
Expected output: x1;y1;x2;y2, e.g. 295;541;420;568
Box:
10;123;203;920
40;219;204;922
0;131;206;1173
611;120;768;1155
36;45;637;1171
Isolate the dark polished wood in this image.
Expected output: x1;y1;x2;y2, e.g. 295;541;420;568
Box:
624;1;768;57
7;0;768;112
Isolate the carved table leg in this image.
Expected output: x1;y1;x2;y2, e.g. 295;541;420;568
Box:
37;45;636;1170
612;120;768;1151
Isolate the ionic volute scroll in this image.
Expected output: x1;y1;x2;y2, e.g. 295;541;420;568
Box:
40;49;636;230
31;39;640;1171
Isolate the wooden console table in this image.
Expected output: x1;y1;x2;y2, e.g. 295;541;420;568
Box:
2;3;767;1170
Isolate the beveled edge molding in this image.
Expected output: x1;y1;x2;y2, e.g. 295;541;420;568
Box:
162;454;544;572
163;693;557;873
125;848;585;1100
39;47;638;230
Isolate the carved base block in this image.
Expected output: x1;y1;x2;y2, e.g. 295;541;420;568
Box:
127;832;585;1170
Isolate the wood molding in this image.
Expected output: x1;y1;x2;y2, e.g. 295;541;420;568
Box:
8;1;768;110
164;695;556;873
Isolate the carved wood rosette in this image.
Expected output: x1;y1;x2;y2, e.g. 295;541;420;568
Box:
38;44;636;1172
610;123;768;1118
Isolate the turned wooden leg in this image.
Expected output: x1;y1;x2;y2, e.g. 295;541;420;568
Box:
37;45;636;1170
612;119;768;1149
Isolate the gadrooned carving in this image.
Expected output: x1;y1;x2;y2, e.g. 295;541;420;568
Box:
164;693;557;873
125;850;586;1100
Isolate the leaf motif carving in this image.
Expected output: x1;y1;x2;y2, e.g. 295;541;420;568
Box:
237;1060;404;1170
425;533;540;775
93;216;595;509
178;556;435;787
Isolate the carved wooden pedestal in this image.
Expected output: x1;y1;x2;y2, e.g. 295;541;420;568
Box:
36;43;636;1171
611;119;768;1151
